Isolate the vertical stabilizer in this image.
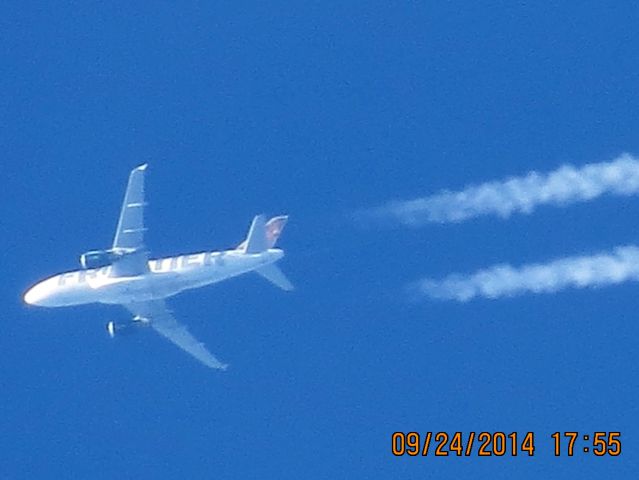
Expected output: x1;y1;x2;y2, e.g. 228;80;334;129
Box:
243;215;268;253
264;216;288;248
238;215;289;252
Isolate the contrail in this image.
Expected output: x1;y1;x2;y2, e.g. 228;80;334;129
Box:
414;246;639;301
367;153;639;226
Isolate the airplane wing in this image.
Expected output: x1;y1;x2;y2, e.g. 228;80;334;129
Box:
111;164;150;277
124;300;228;370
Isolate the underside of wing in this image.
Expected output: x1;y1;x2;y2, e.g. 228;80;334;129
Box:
124;300;228;370
111;164;149;277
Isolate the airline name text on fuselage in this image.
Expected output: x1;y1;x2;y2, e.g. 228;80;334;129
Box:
57;250;235;285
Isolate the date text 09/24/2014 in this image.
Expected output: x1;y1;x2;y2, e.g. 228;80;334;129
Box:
392;432;621;457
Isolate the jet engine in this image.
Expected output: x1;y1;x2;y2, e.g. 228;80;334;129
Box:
106;321;137;338
79;249;121;269
106;316;150;338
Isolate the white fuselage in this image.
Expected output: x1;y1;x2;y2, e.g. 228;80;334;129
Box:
24;248;284;307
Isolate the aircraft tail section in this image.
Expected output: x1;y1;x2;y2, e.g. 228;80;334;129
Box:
243;215;268;253
238;215;289;253
255;264;294;291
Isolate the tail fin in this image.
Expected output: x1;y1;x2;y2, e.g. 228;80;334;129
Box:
238;215;289;253
243;215;268;253
264;215;288;248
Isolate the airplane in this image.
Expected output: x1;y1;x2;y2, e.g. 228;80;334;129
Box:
23;164;292;370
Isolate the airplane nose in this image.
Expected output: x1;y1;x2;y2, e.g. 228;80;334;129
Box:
24;287;38;305
24;284;46;306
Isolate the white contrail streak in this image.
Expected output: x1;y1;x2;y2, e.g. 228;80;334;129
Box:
370;154;639;225
415;246;639;301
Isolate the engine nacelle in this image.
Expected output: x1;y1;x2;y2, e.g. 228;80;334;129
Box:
106;321;116;338
80;249;121;269
106;321;137;338
106;317;149;338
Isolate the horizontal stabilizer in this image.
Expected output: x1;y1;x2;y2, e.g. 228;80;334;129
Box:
255;264;294;291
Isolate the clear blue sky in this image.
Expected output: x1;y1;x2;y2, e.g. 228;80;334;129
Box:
2;2;638;478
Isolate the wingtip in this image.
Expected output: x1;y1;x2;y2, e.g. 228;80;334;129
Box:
135;163;148;171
